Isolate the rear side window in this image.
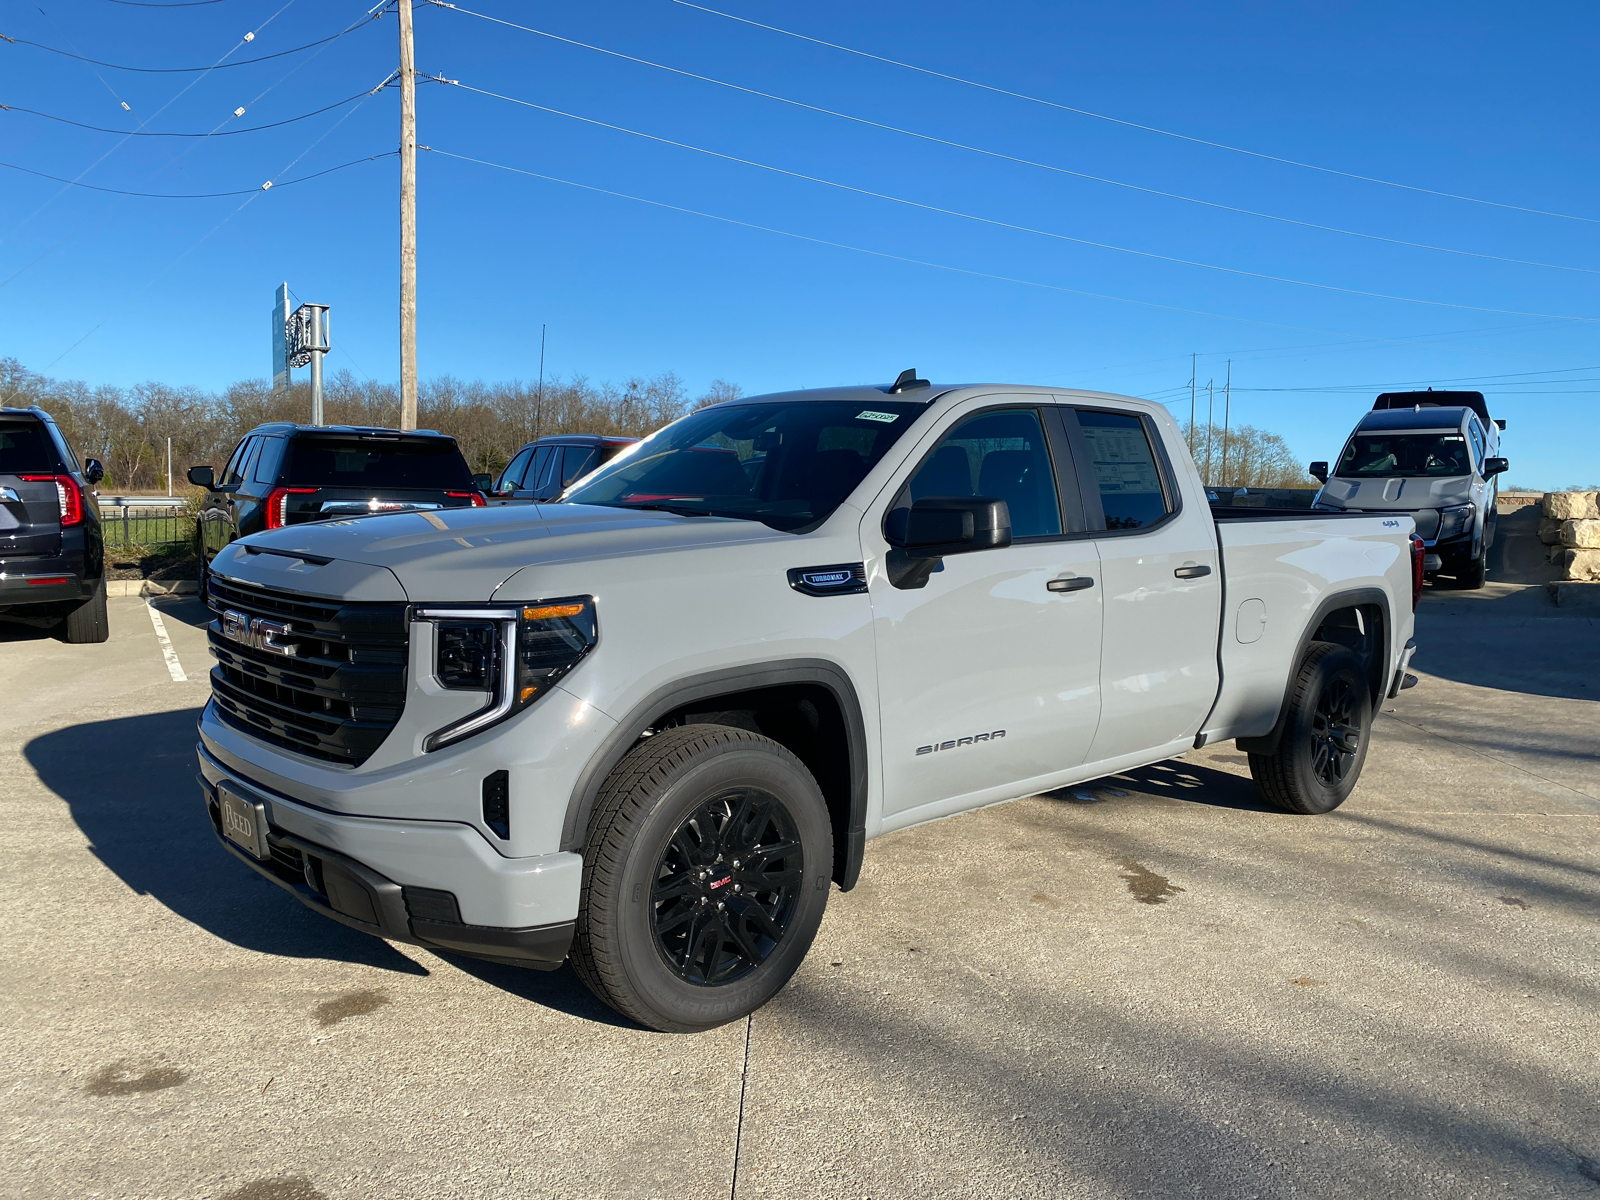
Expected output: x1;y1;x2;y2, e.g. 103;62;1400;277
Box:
284;436;472;489
0;422;60;473
1073;409;1172;531
561;447;599;486
529;445;558;491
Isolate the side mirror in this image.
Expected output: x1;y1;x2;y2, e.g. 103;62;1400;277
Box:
1482;456;1508;477
1309;461;1329;484
83;458;105;484
471;473;494;492
187;464;215;490
1495;419;1506;431
885;496;1011;588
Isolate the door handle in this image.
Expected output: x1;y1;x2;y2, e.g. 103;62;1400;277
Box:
1174;565;1212;579
1047;576;1095;592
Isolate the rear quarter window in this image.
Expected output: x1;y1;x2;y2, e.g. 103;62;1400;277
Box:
284;436;472;489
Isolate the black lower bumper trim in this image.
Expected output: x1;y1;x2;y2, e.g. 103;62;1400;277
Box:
200;775;573;969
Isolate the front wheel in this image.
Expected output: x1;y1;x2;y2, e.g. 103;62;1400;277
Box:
1456;542;1487;589
1248;642;1372;815
571;724;834;1032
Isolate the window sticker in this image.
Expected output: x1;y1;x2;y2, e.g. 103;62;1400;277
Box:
856;410;900;424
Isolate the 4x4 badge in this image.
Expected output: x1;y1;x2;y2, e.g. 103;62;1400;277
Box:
221;609;297;656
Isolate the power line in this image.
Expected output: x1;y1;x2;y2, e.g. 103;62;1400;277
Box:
0;16;380;72
672;0;1599;226
1;87;383;137
424;145;1522;344
0;151;393;197
434;3;1597;276
444;79;1600;325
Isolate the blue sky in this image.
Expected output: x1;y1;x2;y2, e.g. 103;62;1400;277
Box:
2;0;1597;486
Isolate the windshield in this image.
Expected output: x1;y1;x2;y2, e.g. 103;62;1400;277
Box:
562;400;930;530
1335;432;1472;478
284;435;472;490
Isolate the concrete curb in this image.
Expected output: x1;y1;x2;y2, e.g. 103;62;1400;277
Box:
107;579;199;598
1546;580;1600;610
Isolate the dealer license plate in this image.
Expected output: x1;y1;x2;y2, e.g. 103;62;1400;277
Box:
218;787;268;860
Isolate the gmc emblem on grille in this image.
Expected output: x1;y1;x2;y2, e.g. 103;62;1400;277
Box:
221;608;296;656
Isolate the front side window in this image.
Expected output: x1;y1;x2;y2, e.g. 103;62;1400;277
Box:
218;437;252;487
888;408;1063;539
563;400;928;530
497;446;534;492
1467;421;1485;467
1074;409;1171;531
1335;433;1469;478
283;435;473;489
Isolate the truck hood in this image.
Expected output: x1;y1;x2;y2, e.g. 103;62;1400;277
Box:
215;503;793;601
1318;474;1475;512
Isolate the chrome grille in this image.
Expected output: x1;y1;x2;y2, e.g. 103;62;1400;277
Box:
206;574;409;767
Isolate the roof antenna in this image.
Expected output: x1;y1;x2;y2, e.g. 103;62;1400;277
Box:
890;367;929;393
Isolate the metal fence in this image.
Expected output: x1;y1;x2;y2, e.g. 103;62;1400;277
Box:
100;504;194;551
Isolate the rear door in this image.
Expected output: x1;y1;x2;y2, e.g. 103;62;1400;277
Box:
0;417;66;559
1062;404;1221;763
869;399;1104;821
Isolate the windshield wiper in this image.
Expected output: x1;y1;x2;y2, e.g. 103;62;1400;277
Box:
610;502;720;519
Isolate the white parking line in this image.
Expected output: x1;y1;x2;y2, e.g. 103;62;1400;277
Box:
145;600;188;682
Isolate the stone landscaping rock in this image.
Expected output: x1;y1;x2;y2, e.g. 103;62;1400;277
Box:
1555;548;1600;581
1542;490;1600;520
1560;519;1600;549
1546;580;1600;609
1539;517;1564;545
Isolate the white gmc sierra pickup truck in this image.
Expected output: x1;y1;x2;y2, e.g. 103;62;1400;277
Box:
196;376;1422;1031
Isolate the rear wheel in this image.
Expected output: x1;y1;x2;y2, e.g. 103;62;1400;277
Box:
571;724;833;1032
1248;642;1371;815
58;578;109;644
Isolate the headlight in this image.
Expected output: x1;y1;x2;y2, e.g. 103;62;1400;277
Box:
416;597;597;752
1436;503;1475;541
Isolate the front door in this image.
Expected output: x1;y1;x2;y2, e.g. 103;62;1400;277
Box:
1063;405;1221;763
868;401;1104;822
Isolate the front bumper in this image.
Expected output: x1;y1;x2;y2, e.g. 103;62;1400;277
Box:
197;744;579;969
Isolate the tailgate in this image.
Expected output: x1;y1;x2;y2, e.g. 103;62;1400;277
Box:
0;477;64;559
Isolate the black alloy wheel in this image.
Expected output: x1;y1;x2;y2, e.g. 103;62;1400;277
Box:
1247;641;1372;815
650;788;803;986
571;724;834;1032
1309;675;1361;788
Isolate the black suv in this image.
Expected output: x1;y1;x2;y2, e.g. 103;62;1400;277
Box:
0;405;108;643
489;433;638;503
189;424;486;581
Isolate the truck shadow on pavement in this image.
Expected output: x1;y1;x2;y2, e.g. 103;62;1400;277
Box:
26;707;428;976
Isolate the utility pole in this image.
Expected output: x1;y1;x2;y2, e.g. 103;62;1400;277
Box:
535;323;546;440
1188;352;1197;454
398;0;418;430
1205;379;1215;485
1221;359;1232;487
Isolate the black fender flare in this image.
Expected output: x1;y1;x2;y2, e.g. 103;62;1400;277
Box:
1235;586;1392;755
561;658;871;890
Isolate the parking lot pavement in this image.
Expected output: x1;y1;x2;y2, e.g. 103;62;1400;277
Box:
2;575;1597;1200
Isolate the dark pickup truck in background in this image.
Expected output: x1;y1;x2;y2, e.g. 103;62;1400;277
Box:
0;405;109;643
189;424;486;585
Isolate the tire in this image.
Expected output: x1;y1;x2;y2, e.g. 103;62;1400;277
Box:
1456;542;1487;589
1248;642;1371;815
59;578;109;644
570;724;834;1033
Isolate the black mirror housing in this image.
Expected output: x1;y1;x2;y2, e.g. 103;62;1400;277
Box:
83;458;105;484
1309;461;1329;483
1483;456;1509;477
889;496;1012;557
186;464;215;489
471;473;494;492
